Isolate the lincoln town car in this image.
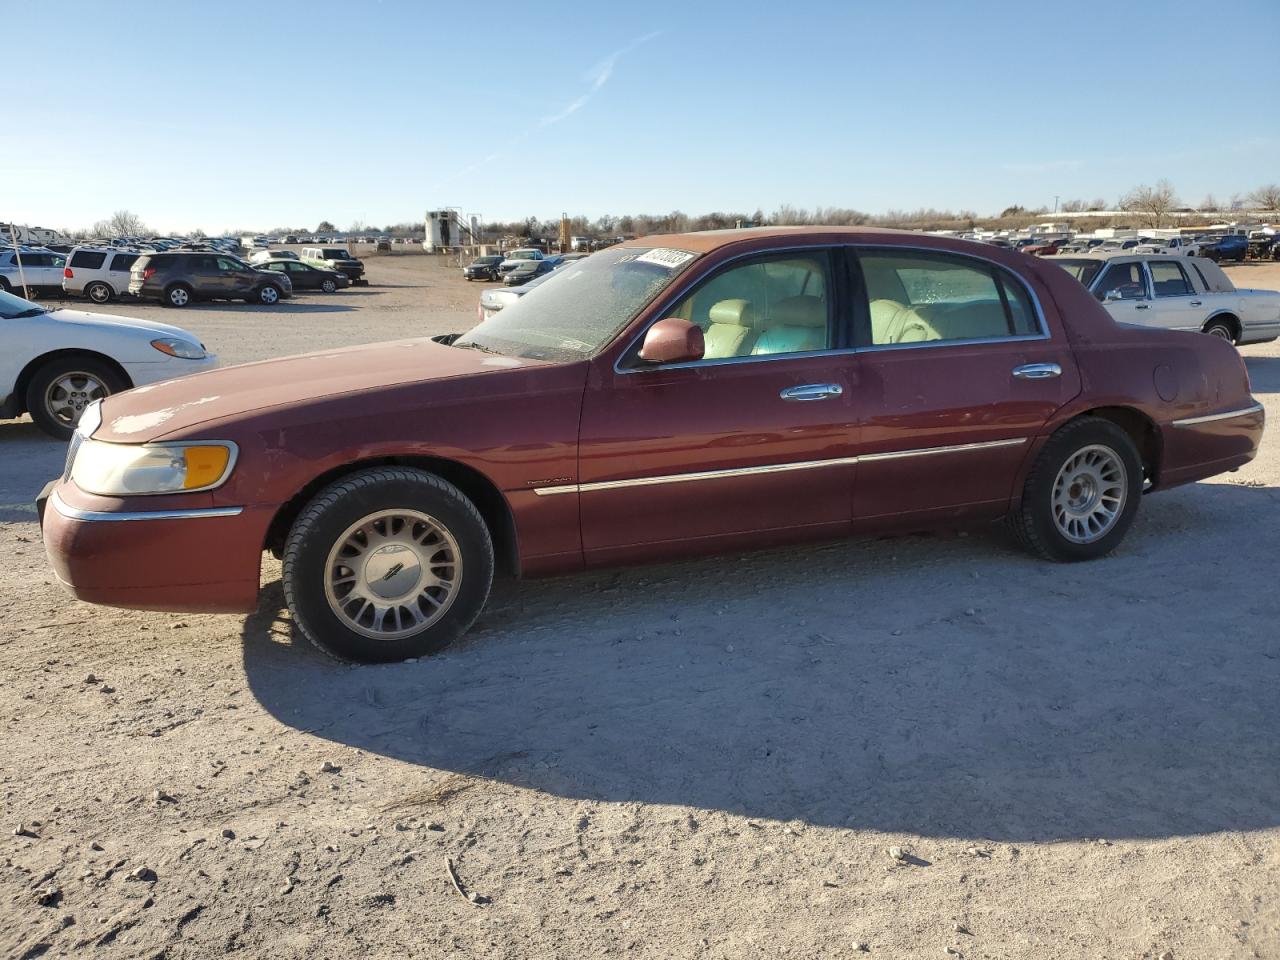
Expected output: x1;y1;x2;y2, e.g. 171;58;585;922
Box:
39;228;1265;662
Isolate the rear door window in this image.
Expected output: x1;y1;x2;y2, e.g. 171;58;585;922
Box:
856;249;1039;345
1149;260;1193;297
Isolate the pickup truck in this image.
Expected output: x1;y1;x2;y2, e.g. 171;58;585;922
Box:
1047;253;1280;345
1198;234;1249;263
1131;236;1203;256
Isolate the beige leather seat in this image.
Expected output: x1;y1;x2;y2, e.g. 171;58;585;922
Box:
703;299;756;358
752;295;827;355
869;298;939;344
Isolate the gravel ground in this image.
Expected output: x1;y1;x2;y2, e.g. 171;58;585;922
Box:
1;255;1278;959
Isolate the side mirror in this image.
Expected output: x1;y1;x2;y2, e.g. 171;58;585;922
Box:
1104;289;1123;302
638;318;705;365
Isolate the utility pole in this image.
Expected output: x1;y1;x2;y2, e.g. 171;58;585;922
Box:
1053;195;1060;214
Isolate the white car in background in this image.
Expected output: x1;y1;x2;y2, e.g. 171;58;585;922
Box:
248;249;301;264
1048;253;1280;345
0;288;217;438
1131;236;1203;256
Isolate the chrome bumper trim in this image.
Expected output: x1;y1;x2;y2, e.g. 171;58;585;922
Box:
51;490;243;522
532;437;1028;496
1171;403;1265;427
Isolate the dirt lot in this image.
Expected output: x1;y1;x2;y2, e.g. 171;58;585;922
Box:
2;255;1278;959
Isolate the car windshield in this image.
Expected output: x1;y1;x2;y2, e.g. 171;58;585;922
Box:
322;249;350;259
454;246;696;362
508;250;537;260
1050;258;1104;287
473;257;501;265
0;290;48;319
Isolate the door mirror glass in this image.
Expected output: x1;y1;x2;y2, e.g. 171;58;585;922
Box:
638;317;705;364
1104;289;1124;302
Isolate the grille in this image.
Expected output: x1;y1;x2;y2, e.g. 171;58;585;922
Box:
63;431;83;482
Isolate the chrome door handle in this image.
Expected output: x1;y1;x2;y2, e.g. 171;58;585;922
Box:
1189;300;1202;306
780;383;843;401
1012;363;1062;380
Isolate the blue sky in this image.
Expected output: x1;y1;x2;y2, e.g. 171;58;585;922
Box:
6;0;1277;234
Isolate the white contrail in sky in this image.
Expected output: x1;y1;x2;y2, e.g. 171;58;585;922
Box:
430;31;661;194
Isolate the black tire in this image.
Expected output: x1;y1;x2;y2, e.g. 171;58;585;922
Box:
282;467;494;663
0;277;11;293
321;279;337;293
256;284;282;306
1010;417;1143;562
164;283;193;308
86;281;113;304
1203;318;1236;344
25;355;128;440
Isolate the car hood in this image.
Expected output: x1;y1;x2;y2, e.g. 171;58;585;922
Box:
44;307;201;342
92;337;543;443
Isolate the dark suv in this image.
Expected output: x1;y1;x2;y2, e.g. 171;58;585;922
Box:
128;252;293;308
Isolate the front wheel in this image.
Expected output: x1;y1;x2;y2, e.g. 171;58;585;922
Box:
282;467;494;662
1010;417;1142;562
25;356;127;439
256;284;282;305
321;279;337;293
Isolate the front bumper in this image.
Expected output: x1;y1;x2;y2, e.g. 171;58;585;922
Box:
39;480;272;613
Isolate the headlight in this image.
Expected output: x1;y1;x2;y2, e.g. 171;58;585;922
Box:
151;338;207;360
71;440;237;495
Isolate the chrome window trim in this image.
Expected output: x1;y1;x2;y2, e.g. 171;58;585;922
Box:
51;490;244;522
1171;403;1264;427
612;240;1055;374
532;437;1028;496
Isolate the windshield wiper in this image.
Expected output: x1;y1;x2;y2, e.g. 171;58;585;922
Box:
454;340;503;355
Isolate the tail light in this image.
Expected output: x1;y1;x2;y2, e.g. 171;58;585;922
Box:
143;268;156;280
64;267;74;278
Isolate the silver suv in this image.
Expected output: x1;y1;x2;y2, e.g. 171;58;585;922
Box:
62;246;143;303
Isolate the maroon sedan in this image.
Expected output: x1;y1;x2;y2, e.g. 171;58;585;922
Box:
39;228;1265;662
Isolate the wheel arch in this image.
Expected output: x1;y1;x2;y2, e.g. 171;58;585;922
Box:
1070;406;1163;487
265;456;520;577
12;349;134;417
1201;312;1240;340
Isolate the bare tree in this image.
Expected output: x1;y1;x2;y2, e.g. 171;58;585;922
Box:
1249;184;1280;212
1198;194;1219;213
1060;199;1087;213
91;209;149;236
1119;180;1178;227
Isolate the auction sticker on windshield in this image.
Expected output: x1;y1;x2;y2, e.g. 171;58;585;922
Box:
634;248;696;270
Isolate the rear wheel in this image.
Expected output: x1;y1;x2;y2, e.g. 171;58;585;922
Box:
25;356;127;439
1204;318;1236;343
1011;417;1142;562
164;283;192;308
0;277;11;293
282;467;494;662
86;281;113;304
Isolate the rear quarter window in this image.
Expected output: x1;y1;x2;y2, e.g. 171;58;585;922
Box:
70;250;108;269
109;253;139;272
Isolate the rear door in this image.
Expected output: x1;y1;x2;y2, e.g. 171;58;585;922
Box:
849;246;1081;524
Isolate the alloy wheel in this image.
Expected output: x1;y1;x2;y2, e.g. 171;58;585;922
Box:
323;509;462;641
1051;444;1127;544
45;372;107;427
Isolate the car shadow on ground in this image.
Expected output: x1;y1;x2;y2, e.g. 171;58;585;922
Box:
1243;355;1280;393
0;420;64;519
241;482;1280;842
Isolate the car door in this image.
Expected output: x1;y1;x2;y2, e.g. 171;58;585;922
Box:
217;257;257;296
1091;258;1155;327
577;248;859;562
1145;259;1204;332
285;261;315;289
849;246;1081;524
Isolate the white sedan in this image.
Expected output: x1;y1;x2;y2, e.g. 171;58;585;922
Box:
0;289;218;439
1048;254;1280;346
